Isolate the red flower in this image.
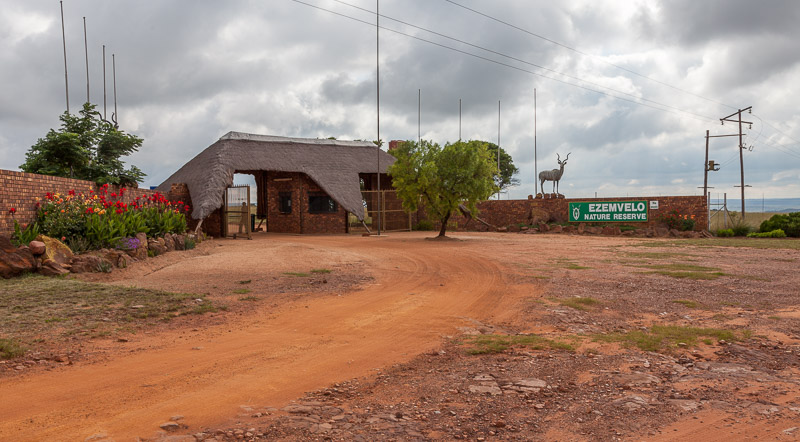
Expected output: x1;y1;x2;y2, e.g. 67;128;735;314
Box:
184;205;190;211
177;201;184;205
68;190;75;196
8;207;15;214
61;236;66;241
116;208;123;214
110;192;117;198
103;183;109;188
85;207;94;214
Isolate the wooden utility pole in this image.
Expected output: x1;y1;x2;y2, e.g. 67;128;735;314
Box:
60;1;69;113
534;88;538;196
720;106;753;221
83;17;89;103
375;0;381;236
103;45;107;120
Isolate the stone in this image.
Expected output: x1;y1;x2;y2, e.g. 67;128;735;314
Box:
0;238;36;279
496;226;508;232
160;421;181;431
468;384;502;395
69;255;103;274
40;259;70;276
601;226;621;236
550;224;563;233
36;235;73;267
668;399;700;412
148;240;167;256
117;253;133;268
577;223;586;234
616;372;661;387
164;235;176;252
612;395;649;410
28;241;46;255
174;234;186;251
538;222;550;232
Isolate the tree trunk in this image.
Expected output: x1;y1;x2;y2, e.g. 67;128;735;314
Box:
438;212;451;237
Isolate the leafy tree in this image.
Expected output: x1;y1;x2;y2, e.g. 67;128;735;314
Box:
483;141;519;192
21;102;145;186
389;139;498;237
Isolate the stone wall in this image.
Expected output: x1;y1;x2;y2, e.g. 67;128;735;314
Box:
424;195;708;232
0;169;160;235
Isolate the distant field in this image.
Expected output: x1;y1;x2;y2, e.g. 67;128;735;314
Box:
708;210;787;231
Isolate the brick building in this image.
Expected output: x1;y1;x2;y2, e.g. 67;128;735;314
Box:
156;132;395;236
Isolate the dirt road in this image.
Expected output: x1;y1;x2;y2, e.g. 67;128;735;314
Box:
0;233;536;440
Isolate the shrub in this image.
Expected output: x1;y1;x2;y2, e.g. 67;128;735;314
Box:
759;212;800;237
413;219;435;231
747;229;787;238
658;210;696;231
717;229;734;237
35;187;190;249
11;220;39;247
731;220;752;237
184;238;196;250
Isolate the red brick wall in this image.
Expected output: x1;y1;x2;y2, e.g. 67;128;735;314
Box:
0;169;164;235
300;175;347;234
421;195;708;232
267;172;303;234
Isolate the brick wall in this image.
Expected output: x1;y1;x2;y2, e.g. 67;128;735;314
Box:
300;175;348;234
0;168;174;235
423;195;708;232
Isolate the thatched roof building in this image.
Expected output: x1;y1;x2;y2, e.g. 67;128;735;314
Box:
156;132;395;221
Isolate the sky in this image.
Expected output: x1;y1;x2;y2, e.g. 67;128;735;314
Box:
1;0;799;201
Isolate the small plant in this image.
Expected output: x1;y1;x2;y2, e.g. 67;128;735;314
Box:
232;288;251;294
464;334;575;355
95;261;113;273
672;299;698;309
657;210;696;231
237;279;252;284
11;220;39;247
619;225;638;232
747;229;786;238
283;272;310;277
65;236;91;254
115;236;141;251
716;228;734;237
730;217;752;237
594;325;750;352
184;238;196;250
0;338;26;359
557;297;600;311
239;296;259;302
311;268;332;274
412;219;435;231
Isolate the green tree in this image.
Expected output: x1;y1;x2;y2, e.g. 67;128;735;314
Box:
21;102;145;186
483;141;519;192
389;139;499;237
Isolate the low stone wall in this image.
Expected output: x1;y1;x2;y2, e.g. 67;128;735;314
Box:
0;168;179;235
423;195;707;232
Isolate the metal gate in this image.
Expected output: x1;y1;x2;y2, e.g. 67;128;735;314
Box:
223;185;252;239
349;190;412;233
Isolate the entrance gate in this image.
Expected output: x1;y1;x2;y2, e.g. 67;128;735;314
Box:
349;190;412;233
224;185;252;239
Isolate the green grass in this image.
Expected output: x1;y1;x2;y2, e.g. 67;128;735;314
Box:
638;238;800;250
239;296;259;302
311;268;332;274
594;325;751;352
283;272;311;277
624;252;694;259
554;259;591;270
232;288;251;295
0;338;26;359
0;274;218;348
672;299;699;309
237;280;252;284
556;297;600;311
635;262;727;280
464;334;575;355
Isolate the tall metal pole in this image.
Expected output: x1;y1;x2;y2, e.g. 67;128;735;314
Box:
83;17;89;103
534;88;538;196
703;130;709;198
418;89;421;146
459;98;462;141
60;1;69;113
112;54;117;123
376;0;381;236
103;45;107;120
737;109;745;222
497;100;501;200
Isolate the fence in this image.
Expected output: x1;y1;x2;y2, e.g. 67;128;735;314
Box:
349;190;411;233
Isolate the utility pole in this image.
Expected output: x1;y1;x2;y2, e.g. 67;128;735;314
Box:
60;1;69;113
375;0;381;236
534;88;538;196
720;106;753;222
83;17;89;103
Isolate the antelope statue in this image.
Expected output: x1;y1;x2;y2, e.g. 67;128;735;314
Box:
539;152;570;195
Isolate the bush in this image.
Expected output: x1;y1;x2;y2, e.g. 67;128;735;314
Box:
747;229;787;238
35;186;190;249
11;220;39;247
759;212;800;237
731;221;752;237
717;229;734;237
184;238;196;250
657;210;696;231
413;219;435;231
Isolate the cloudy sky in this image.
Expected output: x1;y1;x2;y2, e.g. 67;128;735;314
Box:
2;0;799;202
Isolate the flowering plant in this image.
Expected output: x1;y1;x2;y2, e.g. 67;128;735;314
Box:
657;210;695;231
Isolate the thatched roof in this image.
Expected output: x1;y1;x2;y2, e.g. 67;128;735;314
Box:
156;132;395;221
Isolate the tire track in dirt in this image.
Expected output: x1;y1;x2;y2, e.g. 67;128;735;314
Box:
0;233;528;440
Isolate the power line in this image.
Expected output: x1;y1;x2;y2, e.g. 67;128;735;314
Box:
290;0;716;123
332;0;715;122
443;0;737;111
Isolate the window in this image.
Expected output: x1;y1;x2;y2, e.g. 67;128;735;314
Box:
308;194;337;213
279;192;292;213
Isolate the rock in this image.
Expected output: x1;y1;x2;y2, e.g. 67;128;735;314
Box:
601;226;621;236
669;228;681;237
612;395;649;410
577;223;586;234
668;399;700;412
496;226;508;232
616;372;661;387
468;384;502;395
28;241;46;255
69;255;103;274
514;379;547;391
36;235;73;267
655;227;670;237
40;259;70;276
529;208;550;225
538;222;549;233
0;238;36;278
117;253;133;268
174;234;186;251
783;427;798;436
148;239;167;256
164;235;175;252
282;405;315;414
550;224;563;233
170;415;184;421
160;421;181;431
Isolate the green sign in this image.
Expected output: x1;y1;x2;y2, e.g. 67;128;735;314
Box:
569;201;648;222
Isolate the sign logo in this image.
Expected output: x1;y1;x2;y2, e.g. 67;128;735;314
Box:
568;201;648;223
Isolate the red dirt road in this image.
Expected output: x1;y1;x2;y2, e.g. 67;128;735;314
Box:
0;233;533;440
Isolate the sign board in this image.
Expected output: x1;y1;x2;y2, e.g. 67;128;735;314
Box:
569;201;648;222
649;200;659;210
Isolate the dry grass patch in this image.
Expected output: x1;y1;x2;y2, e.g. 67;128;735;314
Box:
594;325;751;352
463;334;575;355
